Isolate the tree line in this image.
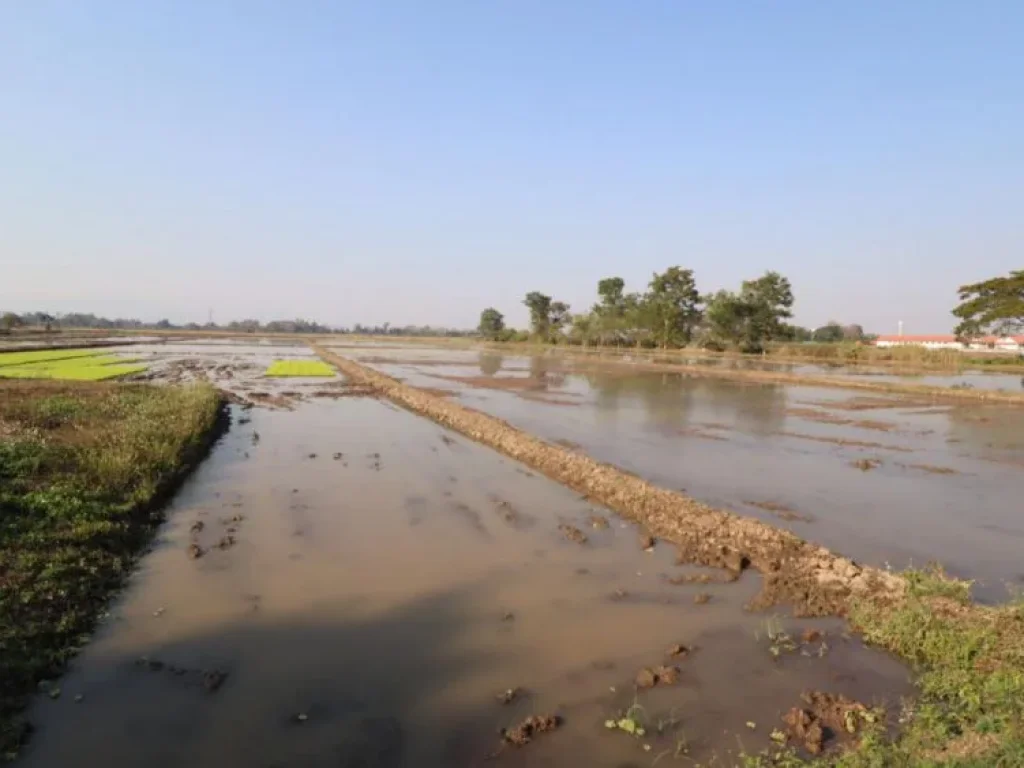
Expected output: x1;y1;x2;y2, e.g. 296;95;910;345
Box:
478;268;865;351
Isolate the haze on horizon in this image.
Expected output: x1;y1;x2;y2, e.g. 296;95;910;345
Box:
2;2;1021;333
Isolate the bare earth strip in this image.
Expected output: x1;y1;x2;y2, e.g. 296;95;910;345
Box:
313;345;905;617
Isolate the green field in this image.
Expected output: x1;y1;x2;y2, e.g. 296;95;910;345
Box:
0;350;147;381
264;359;335;377
0;348;114;368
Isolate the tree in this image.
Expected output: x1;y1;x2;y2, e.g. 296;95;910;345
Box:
953;270;1024;339
739;271;794;349
812;322;844;343
702;290;749;348
523;292;553;339
842;324;865;341
549;301;571;338
478;308;505;340
595;277;626;316
643;267;702;348
2;312;22;331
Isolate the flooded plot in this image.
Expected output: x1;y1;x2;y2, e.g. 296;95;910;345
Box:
337;345;1024;600
121;341;358;409
18;396;910;767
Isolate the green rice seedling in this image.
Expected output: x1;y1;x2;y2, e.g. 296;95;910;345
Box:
0;348;112;368
264;360;335;377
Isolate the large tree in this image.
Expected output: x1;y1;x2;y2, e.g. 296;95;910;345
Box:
739;271;794;349
812;322;844;343
478;307;505;340
703;290;749;346
2;312;22;331
523;292;553;339
953;270;1024;338
643;267;702;348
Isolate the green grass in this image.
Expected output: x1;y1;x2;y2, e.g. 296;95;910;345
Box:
264;359;335;377
0;380;223;760
741;567;1024;767
0;348;113;368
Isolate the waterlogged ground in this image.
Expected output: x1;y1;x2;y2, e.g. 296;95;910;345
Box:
333;343;1024;601
18;375;911;767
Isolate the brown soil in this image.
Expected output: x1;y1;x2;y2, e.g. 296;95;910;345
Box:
782;691;869;755
416;386;459;398
312;346;907;617
666;643;690;658
694;593;712;605
776;431;914;453
500;715;560;747
785;407;896;432
635;665;680;688
558;524;587;544
851;458;883;472
899;462;960;475
310;384;377;398
554;438;582;450
797;397;919;411
677;426;729;441
743;500;816;523
515;392;583;407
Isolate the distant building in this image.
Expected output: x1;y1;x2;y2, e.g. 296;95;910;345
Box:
874;334;1024;354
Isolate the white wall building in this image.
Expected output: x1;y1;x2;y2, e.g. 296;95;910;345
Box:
873;334;1024;353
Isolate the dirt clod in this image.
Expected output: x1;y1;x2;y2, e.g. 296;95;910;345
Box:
639;533;656;551
187;544;204;559
496;687;521;705
189;520;204;534
801;629;824;644
694;592;711;604
666;643;690;658
588;515;610;529
636;665;680;688
500;714;560;746
558;524;587;544
202;669;228;693
782;691;870;755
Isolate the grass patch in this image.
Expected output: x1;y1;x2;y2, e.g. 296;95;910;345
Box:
0;380;223;760
264;359;335;377
0;349;112;368
742;567;1024;766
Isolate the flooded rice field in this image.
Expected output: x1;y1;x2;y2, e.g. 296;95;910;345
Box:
332;343;1024;601
16;373;912;767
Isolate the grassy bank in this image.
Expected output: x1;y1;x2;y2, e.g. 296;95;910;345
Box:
315;347;1024;766
743;569;1024;767
0;381;224;760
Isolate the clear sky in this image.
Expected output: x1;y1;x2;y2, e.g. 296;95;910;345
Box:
2;2;1021;332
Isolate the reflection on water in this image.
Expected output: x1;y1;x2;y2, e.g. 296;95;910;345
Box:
477;352;503;376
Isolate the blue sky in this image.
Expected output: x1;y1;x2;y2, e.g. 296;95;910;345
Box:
2;1;1021;332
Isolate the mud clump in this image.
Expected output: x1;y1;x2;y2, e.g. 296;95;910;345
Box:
202;669;228;692
694;592;712;605
187;543;204;559
782;691;870;755
189;520;205;534
500;714;560;746
496;687;521;705
639;533;656;551
558;524;587;544
588;514;610;529
801;628;824;644
666;643;690;658
216;535;236;550
635;665;680;688
851;458;883;472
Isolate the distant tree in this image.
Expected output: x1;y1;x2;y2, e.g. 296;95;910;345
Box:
155;319;172;329
739;271;794;350
549;301;571;338
595;277;626;315
2;312;22;331
569;313;596;346
702;290;748;348
523;292;553;339
643;267;702;348
812;322;845;343
842;323;865;341
477;308;506;340
953;270;1024;339
780;324;813;342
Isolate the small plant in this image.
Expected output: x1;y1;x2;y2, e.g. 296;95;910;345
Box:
755;615;798;657
605;702;648;737
264;359;335;377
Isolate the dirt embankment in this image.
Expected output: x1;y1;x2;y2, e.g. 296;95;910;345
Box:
312;345;905;617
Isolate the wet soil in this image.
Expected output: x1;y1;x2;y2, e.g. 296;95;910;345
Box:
18;385;912;767
344;345;1024;600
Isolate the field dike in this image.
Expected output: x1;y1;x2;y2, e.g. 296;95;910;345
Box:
313;345;904;617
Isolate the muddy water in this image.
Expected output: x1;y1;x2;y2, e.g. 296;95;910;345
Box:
20;396;909;767
336;346;1024;601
